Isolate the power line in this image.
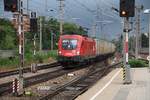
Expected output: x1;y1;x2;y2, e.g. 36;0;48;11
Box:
73;0;95;13
65;4;93;22
95;0;121;21
27;0;58;15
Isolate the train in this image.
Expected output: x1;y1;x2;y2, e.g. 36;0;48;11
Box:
58;34;116;67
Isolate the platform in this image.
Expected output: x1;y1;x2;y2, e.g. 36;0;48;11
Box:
76;68;150;100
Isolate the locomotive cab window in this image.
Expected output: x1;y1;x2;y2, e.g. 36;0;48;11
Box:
62;39;77;50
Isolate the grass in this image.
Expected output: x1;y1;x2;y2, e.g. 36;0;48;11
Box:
0;57;19;69
0;50;58;71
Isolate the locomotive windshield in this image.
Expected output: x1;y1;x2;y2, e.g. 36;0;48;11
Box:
62;39;77;50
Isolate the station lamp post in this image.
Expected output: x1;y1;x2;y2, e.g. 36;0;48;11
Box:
144;9;150;70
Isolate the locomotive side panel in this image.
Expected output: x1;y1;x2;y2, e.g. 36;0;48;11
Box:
80;38;96;59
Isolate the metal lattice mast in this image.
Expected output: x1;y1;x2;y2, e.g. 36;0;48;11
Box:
39;17;42;51
18;0;24;79
58;0;65;35
17;0;24;95
135;5;143;59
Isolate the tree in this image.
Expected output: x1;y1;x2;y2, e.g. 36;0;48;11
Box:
42;18;87;50
0;19;17;50
63;23;86;35
141;33;148;48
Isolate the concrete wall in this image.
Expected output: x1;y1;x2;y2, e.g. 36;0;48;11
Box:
0;50;16;58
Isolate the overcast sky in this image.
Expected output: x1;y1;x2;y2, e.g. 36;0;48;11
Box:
0;0;150;40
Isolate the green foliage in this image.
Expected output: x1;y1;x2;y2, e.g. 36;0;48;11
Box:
0;18;87;50
46;50;58;59
0;19;17;50
0;57;19;68
63;23;87;35
0;50;58;68
42;18;58;49
0;17;85;68
41;18;87;50
141;33;148;48
4;34;16;49
25;53;33;62
34;53;44;63
33;50;57;63
129;59;148;68
25;42;33;54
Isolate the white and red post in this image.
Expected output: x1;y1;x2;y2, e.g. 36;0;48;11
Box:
12;78;17;95
123;18;132;84
125;32;129;63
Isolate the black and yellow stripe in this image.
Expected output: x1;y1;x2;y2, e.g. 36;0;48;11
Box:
122;65;126;80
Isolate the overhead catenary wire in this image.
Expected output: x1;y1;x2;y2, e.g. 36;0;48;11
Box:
64;3;93;23
95;0;121;21
26;0;58;17
64;8;91;32
73;0;95;14
65;0;98;34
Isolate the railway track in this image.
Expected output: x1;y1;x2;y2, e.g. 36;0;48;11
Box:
0;64;88;96
0;62;60;78
40;62;121;100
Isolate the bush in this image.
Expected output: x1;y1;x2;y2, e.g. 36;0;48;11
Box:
34;53;44;63
129;59;147;68
47;50;58;59
34;50;58;63
0;50;58;69
25;53;33;62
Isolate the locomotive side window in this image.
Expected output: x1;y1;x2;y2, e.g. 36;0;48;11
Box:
62;39;77;50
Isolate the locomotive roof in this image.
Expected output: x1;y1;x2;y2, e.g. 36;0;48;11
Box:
60;34;94;41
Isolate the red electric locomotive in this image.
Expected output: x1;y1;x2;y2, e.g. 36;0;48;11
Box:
58;34;116;67
58;34;96;65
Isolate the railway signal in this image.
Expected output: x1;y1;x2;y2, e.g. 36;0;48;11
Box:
30;12;38;72
122;18;132;84
4;0;18;12
30;12;38;33
120;0;135;17
30;18;38;33
119;0;134;84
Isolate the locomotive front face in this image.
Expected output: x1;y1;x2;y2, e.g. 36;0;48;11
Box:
58;36;82;63
59;39;80;56
62;39;78;51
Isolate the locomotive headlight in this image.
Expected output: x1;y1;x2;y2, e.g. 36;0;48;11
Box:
76;51;80;55
58;51;62;54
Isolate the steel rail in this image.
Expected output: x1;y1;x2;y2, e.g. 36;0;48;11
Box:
40;62;121;100
0;62;60;78
0;65;87;96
